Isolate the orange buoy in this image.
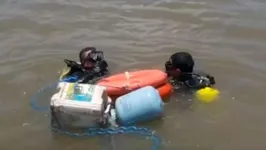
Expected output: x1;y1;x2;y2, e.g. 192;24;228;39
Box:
157;83;173;101
97;70;167;96
109;83;173;102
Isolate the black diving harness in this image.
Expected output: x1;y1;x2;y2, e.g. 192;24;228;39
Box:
170;72;215;89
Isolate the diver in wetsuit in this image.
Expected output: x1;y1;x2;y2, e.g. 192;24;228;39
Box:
164;52;216;110
51;47;110;128
62;47;109;83
165;52;215;90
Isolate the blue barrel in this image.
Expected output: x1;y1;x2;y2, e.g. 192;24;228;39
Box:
115;86;164;125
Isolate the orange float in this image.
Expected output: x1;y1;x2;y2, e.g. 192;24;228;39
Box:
97;69;168;96
156;83;173;101
109;83;172;102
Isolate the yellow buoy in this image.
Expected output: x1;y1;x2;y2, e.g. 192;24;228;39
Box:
196;87;220;103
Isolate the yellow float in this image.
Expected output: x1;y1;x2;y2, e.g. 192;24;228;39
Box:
196;87;220;103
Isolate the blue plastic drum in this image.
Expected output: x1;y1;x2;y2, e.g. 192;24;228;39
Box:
115;86;164;125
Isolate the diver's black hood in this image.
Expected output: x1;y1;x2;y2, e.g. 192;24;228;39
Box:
79;47;97;63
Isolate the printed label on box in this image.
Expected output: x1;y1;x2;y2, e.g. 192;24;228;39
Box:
65;83;96;102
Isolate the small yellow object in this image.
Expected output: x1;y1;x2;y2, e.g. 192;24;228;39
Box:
196;87;220;103
59;67;71;80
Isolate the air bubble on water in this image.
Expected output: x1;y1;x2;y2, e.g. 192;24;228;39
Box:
197;145;200;148
22;123;30;127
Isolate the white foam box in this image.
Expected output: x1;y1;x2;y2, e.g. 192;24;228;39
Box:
50;82;108;128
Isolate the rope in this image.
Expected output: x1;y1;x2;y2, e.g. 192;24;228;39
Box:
30;75;161;150
30;76;78;111
51;126;160;150
30;82;57;111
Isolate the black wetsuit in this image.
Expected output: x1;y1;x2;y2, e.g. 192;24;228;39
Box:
168;71;215;110
170;71;215;90
62;59;109;84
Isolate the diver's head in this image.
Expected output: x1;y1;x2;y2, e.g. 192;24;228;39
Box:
79;47;97;70
165;52;195;81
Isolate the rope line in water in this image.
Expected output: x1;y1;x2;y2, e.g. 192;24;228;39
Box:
30;76;78;111
30;82;57;111
30;75;161;150
51;126;160;150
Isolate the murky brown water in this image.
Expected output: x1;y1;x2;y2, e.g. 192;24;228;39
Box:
1;0;266;149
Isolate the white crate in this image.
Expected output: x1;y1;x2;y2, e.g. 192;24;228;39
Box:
50;82;108;128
